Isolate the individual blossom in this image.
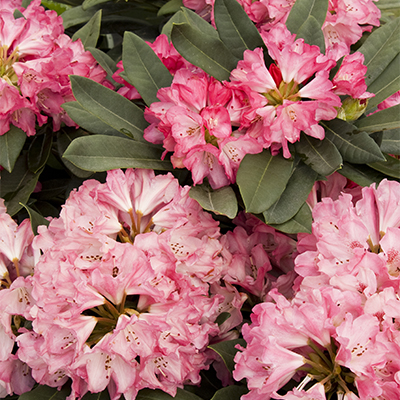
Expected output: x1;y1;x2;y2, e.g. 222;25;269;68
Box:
229;23;340;158
0;0;109;136
17;169;241;399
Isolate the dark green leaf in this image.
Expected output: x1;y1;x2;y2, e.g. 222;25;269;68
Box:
263;162;317;224
81;389;111;399
0;126;26;173
18;384;72;400
13;9;25;19
354;104;400;132
82;0;110;11
338;162;387;186
270;202;313;234
21;0;34;7
381;128;400;154
72;9;102;49
122;31;173;106
161;10;186;38
211;385;249;400
27;129;53;173
215;312;231;326
214;0;266;59
189;184;237;219
286;0;328;31
208;339;246;373
136;388;203;400
63;135;174;171
62;5;96;29
358;17;400;88
180;7;220;38
368;154;400;178
87;47;118;86
237;150;293;214
158;0;183;16
171;23;239;81
322;120;385;163
40;1;72;14
294;15;325;51
19;203;50;235
68;76;148;141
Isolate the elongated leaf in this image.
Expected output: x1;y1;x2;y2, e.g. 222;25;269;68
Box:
27;129;53;173
189;184;237;218
358;17;400;87
0;126;26;172
72;9;102;49
381;128;400;154
263;162;317;224
338;162;387;186
81;389;111;400
87;47;118;85
62;5;96;29
158;0;183;16
211;386;249;400
122;31;173;106
270;202;312;234
237;150;293;214
354;104;400;132
295;15;325;51
69;76;148;141
366;53;400;111
63;135;173;171
294;134;342;176
322;120;385;163
136;388;203;400
368;154;400;178
171;23;239;81
214;0;266;59
20;203;50;235
181;7;219;38
286;0;328;31
208;339;246;373
82;0;110;10
19;384;72;400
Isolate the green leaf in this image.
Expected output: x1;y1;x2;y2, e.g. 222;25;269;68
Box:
27;129;53;174
72;9;102;49
358;17;400;87
294;15;326;51
237;150;294;214
208;339;246;374
294;134;342;176
21;0;34;7
19;203;50;235
63;135;174;171
322;120;385;163
18;384;72;400
171;22;239;81
13;9;25;19
270;202;313;234
40;0;72;15
211;386;249;400
214;0;266;59
87;47;118;85
158;0;183;16
381;128;400;154
68;75;148;141
136;388;203;400
61;5;97;29
81;389;111;400
354;104;400;132
189;184;238;219
82;0;110;10
338;162;387;186
122;31;173;106
263;162;317;224
286;0;329;31
0;126;26;173
368;154;400;178
366;52;400;111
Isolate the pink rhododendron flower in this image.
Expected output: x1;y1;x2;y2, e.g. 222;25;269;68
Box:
0;0;109;136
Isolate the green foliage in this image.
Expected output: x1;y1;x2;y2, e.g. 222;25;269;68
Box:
0;126;26;173
72;9;102;48
354;104;400;132
208;339;246;374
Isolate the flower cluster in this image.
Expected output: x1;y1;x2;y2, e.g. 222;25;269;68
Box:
0;0;109;136
234;179;400;399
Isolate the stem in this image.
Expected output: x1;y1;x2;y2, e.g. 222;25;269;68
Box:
104;298;121;320
308;341;333;369
128;209;137;236
302;357;332;375
12;258;20;277
118;291;127;314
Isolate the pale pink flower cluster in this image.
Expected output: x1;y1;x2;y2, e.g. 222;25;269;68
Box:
0;0;108;136
234;179;400;399
12;169;244;399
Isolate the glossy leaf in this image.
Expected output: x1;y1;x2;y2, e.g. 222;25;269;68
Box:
270;202;313;234
322;120;385;163
214;0;267;59
211;386;249;400
87;47;118;85
381;128;400;154
69;75;148;141
338;162;387;186
27;129;53;174
294;134;343;176
208;339;246;373
63;135;174;171
82;0;110;10
122;31;173;106
0;126;26;173
72;9;102;49
158;0;183;16
354;104;400;132
237;150;293;214
286;0;329;31
20;203;50;235
171;23;239;81
19;384;72;400
263;162;317;224
136;388;203;400
294;15;325;51
368;154;400;178
180;7;220;38
189;184;238;219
